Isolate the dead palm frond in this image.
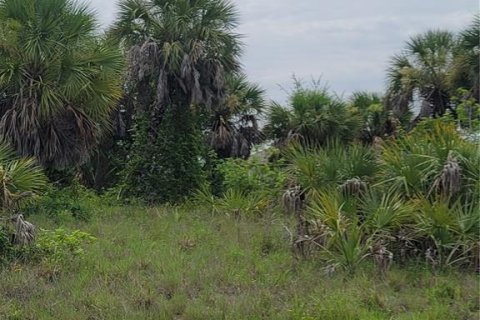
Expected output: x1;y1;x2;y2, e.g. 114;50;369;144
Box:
0;0;123;169
431;153;462;198
10;214;36;245
339;178;368;197
112;0;242;136
370;242;393;275
282;185;304;215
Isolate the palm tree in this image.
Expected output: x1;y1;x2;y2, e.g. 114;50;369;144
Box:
111;0;241;130
450;15;480;101
210;74;265;159
385;30;457;120
264;81;361;147
111;0;242;202
0;0;123;169
350;91;400;143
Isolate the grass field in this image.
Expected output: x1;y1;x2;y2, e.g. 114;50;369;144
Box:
0;204;478;320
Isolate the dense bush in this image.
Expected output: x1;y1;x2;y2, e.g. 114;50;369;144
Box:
193;157;286;216
194;117;479;273
283;141;377;195
264;82;362;147
217;158;286;197
120;109;206;204
21;184;94;222
379;118;479;202
294;119;480;273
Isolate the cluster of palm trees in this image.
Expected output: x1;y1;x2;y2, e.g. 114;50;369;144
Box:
0;0;478;201
386;17;479;121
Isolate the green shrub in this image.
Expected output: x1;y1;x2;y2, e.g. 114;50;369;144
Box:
378;118;479;202
32;228;96;271
120;108;205;204
217;158;286;197
284;142;377;194
21;185;93;222
218;189;267;217
264;81;362;147
0;143;47;214
0;225;13;261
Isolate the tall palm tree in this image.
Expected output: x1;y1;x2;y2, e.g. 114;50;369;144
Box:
385;30;457;120
111;0;242;202
264;82;361;147
210;74;265;159
111;0;241;130
0;0;123;169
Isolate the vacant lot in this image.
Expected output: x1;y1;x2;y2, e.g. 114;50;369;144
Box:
0;205;478;320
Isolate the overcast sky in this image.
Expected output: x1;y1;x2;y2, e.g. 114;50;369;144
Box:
89;0;478;104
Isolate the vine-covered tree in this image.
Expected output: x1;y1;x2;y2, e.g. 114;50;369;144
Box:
111;0;242;202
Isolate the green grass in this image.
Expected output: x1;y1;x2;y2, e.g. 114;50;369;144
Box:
0;205;478;320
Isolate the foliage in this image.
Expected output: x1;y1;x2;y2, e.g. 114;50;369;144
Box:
111;0;242;204
264;81;362;147
21;184;93;222
450;15;480;101
386;16;480;121
280;118;479;273
120;108;205;203
385;30;456;119
217;158;286;197
452;88;480;132
34;228;96;265
284;142;377;195
193;157;285;216
0;225;12;260
378;118;479;202
0;144;46;213
0;0;123;169
217;189;267;217
349;91;401;143
209;74;266;159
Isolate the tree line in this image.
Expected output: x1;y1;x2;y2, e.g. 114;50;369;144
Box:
0;0;478;204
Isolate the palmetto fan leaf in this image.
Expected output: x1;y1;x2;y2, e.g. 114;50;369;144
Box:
0;143;46;212
0;0;123;169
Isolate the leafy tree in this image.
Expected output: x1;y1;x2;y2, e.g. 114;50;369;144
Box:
111;0;242;202
0;0;123;170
